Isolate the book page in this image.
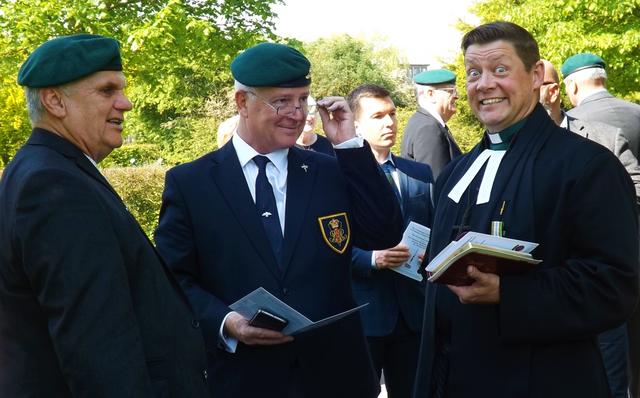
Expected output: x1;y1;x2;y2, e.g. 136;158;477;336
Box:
425;231;538;273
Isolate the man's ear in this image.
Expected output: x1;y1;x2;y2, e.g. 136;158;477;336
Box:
235;90;249;118
40;88;67;118
549;83;560;103
531;60;545;89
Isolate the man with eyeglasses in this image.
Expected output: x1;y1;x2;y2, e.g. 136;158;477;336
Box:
154;42;403;398
401;69;462;178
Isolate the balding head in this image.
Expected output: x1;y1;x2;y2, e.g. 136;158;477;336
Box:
541;60;559;85
539;59;563;124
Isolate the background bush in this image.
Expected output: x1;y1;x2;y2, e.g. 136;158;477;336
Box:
103;166;167;238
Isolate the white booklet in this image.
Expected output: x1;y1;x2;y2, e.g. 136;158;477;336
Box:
229;287;368;335
390;221;431;281
425;231;538;274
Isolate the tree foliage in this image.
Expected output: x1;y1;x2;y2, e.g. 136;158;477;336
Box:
441;0;640;152
466;0;640;101
0;0;281;165
303;35;413;107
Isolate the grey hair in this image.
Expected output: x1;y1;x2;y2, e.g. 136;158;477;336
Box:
234;80;256;93
24;84;74;125
564;67;607;84
24;87;45;125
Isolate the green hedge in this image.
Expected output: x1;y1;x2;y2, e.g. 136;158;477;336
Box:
103;166;166;239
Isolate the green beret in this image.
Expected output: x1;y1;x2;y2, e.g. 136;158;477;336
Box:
231;42;311;87
561;53;606;78
414;69;456;85
18;34;122;88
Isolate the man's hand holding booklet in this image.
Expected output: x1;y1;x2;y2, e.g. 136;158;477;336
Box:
425;232;541;286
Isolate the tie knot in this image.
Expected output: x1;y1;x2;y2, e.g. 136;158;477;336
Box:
380;160;395;173
253;155;271;172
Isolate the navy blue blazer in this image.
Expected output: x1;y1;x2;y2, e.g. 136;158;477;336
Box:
154;140;402;398
351;155;433;336
413;105;639;398
0;129;209;398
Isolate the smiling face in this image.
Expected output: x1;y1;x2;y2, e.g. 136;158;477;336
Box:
464;40;543;132
237;86;309;153
354;96;397;152
60;71;132;162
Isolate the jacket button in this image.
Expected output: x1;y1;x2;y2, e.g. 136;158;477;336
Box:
192;319;200;328
202;369;208;381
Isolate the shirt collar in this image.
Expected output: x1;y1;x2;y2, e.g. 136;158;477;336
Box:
232;133;289;172
418;98;446;127
560;111;568;129
380;153;395;167
83;153;99;169
486;116;528;149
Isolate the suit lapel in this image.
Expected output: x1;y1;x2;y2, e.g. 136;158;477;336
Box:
210;143;282;279
281;148;317;274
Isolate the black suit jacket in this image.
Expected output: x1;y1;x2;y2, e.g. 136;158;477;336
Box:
0;129;209;398
155;140;403;398
413;106;639;398
401;107;462;178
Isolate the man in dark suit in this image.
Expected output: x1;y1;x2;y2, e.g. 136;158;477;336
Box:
0;35;210;397
347;84;433;398
540;58;640;398
154;43;403;398
563;52;640;160
413;22;638;398
401;69;462;178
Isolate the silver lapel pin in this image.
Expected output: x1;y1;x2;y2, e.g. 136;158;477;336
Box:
262;212;272;218
301;164;309;173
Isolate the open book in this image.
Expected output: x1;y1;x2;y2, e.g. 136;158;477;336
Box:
425;232;541;286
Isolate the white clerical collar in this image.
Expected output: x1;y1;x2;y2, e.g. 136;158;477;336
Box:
448;149;507;205
232;133;288;173
487;133;503;144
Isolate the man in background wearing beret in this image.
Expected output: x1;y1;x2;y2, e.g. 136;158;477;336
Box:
563;52;640;398
0;34;210;397
563;52;640;159
401;69;462;179
154;42;403;398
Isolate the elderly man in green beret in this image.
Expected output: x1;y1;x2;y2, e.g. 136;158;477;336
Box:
0;34;211;398
401;68;462;178
563;53;640;160
154;42;403;398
